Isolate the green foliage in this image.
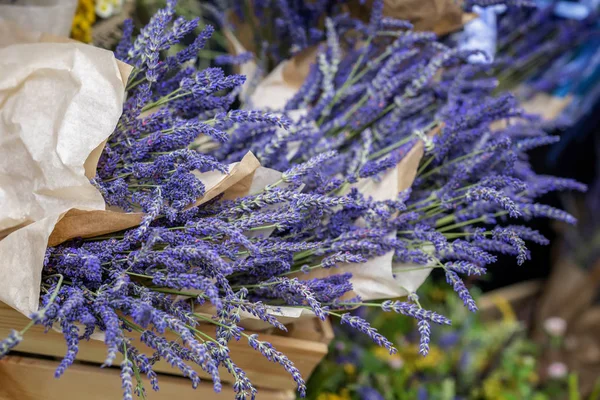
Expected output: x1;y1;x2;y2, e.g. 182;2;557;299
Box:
305;283;574;400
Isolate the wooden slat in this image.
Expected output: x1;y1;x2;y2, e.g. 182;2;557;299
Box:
0;302;331;391
479;279;542;312
0;355;295;400
478;279;543;321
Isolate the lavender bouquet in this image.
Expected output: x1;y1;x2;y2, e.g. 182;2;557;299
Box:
0;1;587;400
213;0;588;369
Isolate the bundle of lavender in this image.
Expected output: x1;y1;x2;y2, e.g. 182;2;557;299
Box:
214;0;588;358
0;2;586;400
202;0;471;69
494;4;599;94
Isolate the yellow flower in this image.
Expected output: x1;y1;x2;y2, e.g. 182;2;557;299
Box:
86;8;96;22
78;19;91;32
71;0;95;43
529;372;539;384
373;346;392;360
343;363;356;375
482;376;503;400
72;14;84;25
373;347;404;369
398;344;443;371
492;295;516;323
317;393;346;400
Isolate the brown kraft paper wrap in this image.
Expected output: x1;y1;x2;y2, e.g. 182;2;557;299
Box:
302;125;443;302
0;23;132;316
348;0;470;36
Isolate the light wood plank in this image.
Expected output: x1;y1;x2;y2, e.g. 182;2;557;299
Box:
0;302;331;391
0;355;295;400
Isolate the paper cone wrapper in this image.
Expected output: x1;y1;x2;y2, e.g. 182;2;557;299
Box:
296;126;443;303
0;22;131;316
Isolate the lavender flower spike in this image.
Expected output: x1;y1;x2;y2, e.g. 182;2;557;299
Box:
282;151;337;183
418;320;431;356
341;314;397;354
0;330;22;358
445;271;478;312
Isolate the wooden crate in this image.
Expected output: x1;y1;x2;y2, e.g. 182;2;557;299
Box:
0;355;294;400
0;301;333;397
478;279;543;322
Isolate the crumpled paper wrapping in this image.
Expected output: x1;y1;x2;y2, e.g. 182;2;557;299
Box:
0;0;77;37
457;5;503;63
0;23;132;316
349;0;471;36
223;28;260;103
345;128;442;299
300;126;442;304
247;46;320;110
520;90;573;122
225;28;319;110
47;152;261;248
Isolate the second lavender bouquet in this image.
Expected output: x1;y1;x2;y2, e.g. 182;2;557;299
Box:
211;0;588;352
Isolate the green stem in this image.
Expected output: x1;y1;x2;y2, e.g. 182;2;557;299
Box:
588;376;600;400
417;156;434;176
367;135;414;161
437;217;485;232
569;373;581;400
419;149;488;181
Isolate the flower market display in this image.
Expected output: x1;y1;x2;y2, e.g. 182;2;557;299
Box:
306;282;590;400
0;1;591;400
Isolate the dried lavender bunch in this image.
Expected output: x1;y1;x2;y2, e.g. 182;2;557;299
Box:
203;0;353;65
0;2;426;399
494;4;599;94
212;0;586;322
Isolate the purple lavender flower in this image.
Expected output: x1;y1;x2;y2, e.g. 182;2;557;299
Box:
445;270;478;312
54;321;79;378
0;330;22;358
382;301;451;326
465;187;521;218
215;52;254;66
247;334;306;395
282;151;337;183
418;320;431;356
340;314;397;354
445;261;487;276
492;227;529;265
358;386;385;400
120;358;134;400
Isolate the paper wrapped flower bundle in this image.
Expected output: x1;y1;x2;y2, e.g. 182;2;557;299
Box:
0;1;588;399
